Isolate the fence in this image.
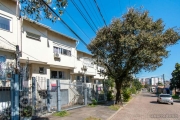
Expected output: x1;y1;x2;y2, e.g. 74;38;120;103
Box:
0;75;108;119
30;77;87;117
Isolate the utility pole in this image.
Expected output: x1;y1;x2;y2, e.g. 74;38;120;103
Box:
163;74;165;88
15;45;20;74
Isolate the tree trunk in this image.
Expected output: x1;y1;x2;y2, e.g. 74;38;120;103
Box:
115;81;122;105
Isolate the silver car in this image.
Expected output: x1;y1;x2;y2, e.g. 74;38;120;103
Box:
157;94;173;105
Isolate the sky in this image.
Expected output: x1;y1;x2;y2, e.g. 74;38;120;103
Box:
39;0;180;80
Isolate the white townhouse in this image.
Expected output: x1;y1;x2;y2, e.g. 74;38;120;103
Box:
72;50;105;89
21;18;78;88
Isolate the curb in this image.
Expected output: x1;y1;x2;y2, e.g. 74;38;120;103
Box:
107;93;140;120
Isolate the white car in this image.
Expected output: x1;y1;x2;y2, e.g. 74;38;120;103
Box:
157;94;173;105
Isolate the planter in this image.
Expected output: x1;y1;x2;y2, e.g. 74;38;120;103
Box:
20;117;32;120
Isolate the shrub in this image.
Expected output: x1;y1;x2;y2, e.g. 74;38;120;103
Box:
122;88;131;102
130;86;136;94
107;90;114;101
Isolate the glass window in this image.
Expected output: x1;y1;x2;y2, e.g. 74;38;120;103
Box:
63;49;68;55
59;71;63;78
51;71;57;78
160;95;171;97
51;71;64;79
0;16;10;31
53;47;58;53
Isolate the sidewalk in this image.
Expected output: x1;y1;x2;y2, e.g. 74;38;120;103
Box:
34;94;139;120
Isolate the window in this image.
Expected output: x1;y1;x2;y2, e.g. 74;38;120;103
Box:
51;71;64;79
53;46;71;56
0;16;11;31
26;31;41;40
53;47;62;54
39;67;45;74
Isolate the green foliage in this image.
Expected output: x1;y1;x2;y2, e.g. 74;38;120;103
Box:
85;116;101;120
133;79;142;91
130;86;136;94
172;95;179;99
88;7;180;103
109;105;120;111
104;77;115;89
122;88;131;102
170;63;180;90
53;111;69;117
20;106;32;117
92;99;97;105
144;84;149;88
157;82;163;86
88;99;97;107
20;0;67;21
107;90;115;101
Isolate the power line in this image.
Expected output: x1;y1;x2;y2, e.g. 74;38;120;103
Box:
89;0;104;26
83;0;102;27
93;0;107;27
64;10;91;40
78;0;98;31
70;0;97;33
0;36;16;47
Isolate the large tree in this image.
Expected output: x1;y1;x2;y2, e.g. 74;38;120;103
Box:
88;8;180;104
170;63;180;93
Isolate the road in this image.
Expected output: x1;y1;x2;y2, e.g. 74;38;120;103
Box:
111;91;180;120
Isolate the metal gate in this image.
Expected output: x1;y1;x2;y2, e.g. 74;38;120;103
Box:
29;78;86;117
0;60;14;120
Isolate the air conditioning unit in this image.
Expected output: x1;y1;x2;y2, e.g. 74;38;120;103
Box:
54;53;60;58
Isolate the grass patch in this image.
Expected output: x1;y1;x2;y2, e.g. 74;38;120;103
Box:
109;105;120;111
88;104;97;107
85;116;101;120
53;111;69;117
172;95;179;99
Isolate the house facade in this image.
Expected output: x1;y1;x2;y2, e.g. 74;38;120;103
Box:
0;0;106;107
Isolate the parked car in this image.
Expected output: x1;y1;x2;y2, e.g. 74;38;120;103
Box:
157;94;173;105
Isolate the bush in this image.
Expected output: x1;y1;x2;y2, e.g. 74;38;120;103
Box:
122;88;131;102
130;86;136;94
92;99;97;105
107;90;115;101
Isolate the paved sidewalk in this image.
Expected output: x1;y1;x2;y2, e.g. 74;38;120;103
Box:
34;94;138;120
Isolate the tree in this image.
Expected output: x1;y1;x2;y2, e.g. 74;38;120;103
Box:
170;63;180;93
20;0;67;21
157;82;163;86
133;79;142;91
88;8;180;104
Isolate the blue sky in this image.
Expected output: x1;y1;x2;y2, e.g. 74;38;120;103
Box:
40;0;180;80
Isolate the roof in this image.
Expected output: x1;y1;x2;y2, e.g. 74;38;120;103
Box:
77;49;93;56
23;17;78;42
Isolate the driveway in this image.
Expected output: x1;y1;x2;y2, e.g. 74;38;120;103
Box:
111;91;180;120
